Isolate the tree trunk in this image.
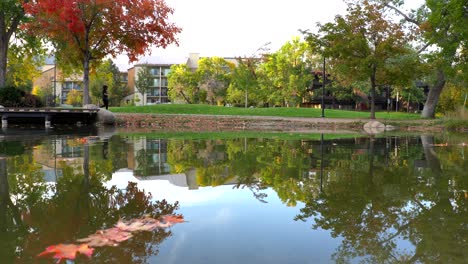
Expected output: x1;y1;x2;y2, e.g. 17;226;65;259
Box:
0;36;7;88
245;90;248;108
421;69;446;119
420;135;442;175
370;69;377;119
83;56;90;105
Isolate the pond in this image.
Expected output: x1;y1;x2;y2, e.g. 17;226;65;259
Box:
0;128;466;263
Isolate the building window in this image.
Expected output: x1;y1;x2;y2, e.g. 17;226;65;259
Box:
150;68;160;76
150;88;160;96
153;78;160;87
63;82;81;90
163;68;171;76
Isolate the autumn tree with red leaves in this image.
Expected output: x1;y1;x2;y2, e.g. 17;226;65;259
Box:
23;0;181;105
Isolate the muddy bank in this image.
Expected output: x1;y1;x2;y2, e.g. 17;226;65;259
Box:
114;113;446;133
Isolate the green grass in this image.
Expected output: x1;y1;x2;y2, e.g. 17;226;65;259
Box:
111;104;422;120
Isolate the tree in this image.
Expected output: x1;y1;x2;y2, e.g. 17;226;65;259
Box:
167;64;198;104
197;57;235;105
0;0;27;87
5;42;44;90
24;0;181;105
260;37;312;107
380;0;467;118
90;59;129;106
227;44;269;107
65;89;83;106
135;65;153;106
304;1;416;119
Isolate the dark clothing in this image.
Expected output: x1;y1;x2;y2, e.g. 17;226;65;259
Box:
102;89;109;110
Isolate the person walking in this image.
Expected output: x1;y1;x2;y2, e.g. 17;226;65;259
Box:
102;85;109;110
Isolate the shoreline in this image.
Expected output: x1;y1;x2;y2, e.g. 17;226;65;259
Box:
113;113;450;133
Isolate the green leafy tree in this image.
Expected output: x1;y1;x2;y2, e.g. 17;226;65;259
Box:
381;0;467;118
259;37;312;107
0;0;25;87
437;81;468;114
135;65;153;106
196;57;235;105
90;59;129;106
227;44;269;107
65;89;83;106
304;1;417;119
167;64;198;104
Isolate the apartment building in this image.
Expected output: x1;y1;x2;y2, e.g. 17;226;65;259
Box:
33;57;83;106
128;55;188;105
127;53;239;105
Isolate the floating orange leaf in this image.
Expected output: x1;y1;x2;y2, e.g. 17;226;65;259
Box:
160;214;185;226
77;227;133;247
38;214;186;261
116;217;160;232
38;243;93;262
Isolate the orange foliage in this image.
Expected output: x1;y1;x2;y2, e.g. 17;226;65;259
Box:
38;244;94;263
23;0;181;63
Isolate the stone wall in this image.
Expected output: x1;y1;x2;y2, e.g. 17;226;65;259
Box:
115;114;365;132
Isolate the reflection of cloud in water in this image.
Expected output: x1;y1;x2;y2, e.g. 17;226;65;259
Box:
105;169;230;206
213;207;233;224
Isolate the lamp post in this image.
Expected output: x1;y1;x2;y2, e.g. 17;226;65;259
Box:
53;58;57;107
321;56;326;118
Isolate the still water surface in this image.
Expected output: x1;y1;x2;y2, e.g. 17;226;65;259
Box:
0;129;466;263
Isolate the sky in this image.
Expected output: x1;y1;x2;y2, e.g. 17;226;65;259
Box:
115;0;425;70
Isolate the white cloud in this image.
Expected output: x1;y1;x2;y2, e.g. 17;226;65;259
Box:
104;169;232;206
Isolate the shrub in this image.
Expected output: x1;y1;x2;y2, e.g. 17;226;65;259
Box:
0;86;24;106
22;93;44;108
443;107;468;131
0;86;44;107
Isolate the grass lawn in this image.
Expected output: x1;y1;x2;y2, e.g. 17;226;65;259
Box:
111;104;422;120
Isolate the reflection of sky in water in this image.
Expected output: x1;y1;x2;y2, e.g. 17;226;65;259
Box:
105;169;416;264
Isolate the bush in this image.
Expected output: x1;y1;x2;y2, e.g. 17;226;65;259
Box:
0;86;44;107
0;86;24;106
443;107;468;131
22;93;43;108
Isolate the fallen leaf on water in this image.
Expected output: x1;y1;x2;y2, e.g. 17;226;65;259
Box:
160;214;185;226
116;217;160;232
116;215;185;231
39;214;186;261
38;243;93;262
430;143;449;147
77;227;133;247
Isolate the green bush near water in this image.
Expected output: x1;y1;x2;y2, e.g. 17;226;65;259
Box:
0;86;43;107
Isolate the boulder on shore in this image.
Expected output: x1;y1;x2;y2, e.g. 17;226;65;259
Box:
84;104;115;125
363;120;396;134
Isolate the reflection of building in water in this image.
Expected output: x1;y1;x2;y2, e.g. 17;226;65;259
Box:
128;138;171;177
133;168;199;190
33;138;84;182
131;168;240;190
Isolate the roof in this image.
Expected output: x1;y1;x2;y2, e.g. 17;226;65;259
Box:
135;54;188;66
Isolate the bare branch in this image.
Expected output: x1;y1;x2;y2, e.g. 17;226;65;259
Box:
385;4;420;26
417;42;431;54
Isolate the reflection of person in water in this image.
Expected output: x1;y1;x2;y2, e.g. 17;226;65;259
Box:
102;141;108;160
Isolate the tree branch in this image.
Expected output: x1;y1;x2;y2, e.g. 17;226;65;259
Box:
417;42;431;54
385;4;420;26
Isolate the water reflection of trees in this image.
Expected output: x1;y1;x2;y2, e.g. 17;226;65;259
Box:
0;137;180;263
164;135;467;263
1;133;466;263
